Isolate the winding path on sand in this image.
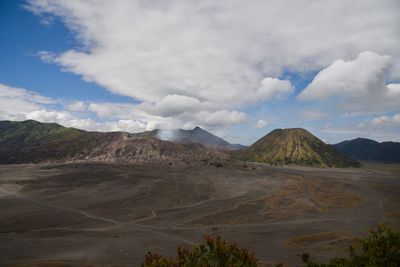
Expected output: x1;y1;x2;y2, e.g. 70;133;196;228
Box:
0;187;198;245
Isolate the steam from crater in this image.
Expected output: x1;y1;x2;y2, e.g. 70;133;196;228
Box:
156;129;179;142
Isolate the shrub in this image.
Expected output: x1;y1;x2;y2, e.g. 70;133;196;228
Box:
141;226;400;267
141;235;258;267
303;225;400;267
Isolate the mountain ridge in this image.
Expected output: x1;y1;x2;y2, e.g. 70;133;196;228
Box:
155;127;246;150
4;120;398;168
333;137;400;163
234;128;360;168
0;120;228;166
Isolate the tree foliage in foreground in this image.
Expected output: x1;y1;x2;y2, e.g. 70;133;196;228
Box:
141;235;258;267
303;225;400;267
141;225;400;267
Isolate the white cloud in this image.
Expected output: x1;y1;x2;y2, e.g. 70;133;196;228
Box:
320;114;400;143
298;51;390;100
26;0;400;121
195;110;246;127
0;83;54;104
26;109;74;122
67;101;87;111
88;102;125;117
300;110;329;120
84;101;175;129
55;118;148;133
1;106;149;134
256;78;294;101
387;83;400;97
150;94;202;117
0;83;150;133
0;83;247;136
101;119;147;133
0;83;56;116
254;119;268;129
371;114;400;126
37;51;56;63
298;51;400;112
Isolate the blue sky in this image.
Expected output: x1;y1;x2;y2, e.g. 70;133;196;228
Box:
1;0;399;145
0;1;132;102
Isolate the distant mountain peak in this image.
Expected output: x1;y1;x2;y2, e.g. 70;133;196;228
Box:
234;128;360;167
333;138;400;163
144;126;245;150
274;128;311;134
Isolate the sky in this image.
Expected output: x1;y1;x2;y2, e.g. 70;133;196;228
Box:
0;0;399;145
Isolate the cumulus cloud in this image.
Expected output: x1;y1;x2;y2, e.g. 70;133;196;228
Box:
0;84;56;119
150;94;202;117
0;83;55;112
0;83;149;132
256;78;294;101
387;84;400;97
300;110;329;120
26;109;74;122
320;113;400;143
25;0;400;120
59;118;147;133
66;101;87;111
298;51;400;112
88;102;132;118
371;114;400;126
298;51;390;100
37;51;56;63
254;119;268;129
195;110;246;127
0;83;247;137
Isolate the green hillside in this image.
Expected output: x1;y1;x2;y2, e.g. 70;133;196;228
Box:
0;120;84;144
0;120;113;163
235;128;360;167
333;138;400;163
0;120;229;165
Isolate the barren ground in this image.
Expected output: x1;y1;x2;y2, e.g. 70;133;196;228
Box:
0;162;399;266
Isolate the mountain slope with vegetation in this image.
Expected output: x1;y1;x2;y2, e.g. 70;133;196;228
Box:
141;226;400;267
1;121;367;168
235;128;360;167
333;138;400;163
0;120;227;165
0;120;112;163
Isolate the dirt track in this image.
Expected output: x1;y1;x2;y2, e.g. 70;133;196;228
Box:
0;162;399;266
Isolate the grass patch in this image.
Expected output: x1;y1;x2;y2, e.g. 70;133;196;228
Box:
286;231;351;246
362;161;400;175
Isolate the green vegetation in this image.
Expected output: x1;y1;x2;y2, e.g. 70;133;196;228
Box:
141;235;258;267
333;138;400;163
303;225;400;267
0;120;79;144
142;226;400;267
0;120;110;163
363;161;400;175
235;128;360;168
